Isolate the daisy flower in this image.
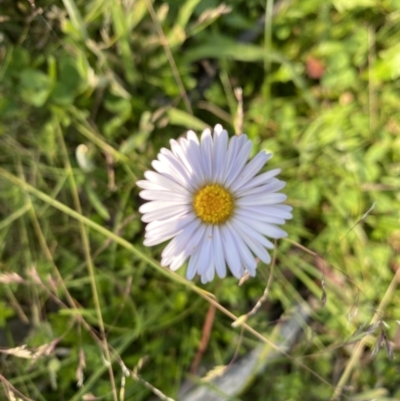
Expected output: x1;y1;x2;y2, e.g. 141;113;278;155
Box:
137;125;292;283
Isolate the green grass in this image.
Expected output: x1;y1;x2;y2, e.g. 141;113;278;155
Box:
1;0;400;400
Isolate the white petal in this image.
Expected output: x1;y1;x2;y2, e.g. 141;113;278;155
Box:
224;140;252;187
144;213;196;246
212;226;226;278
197;225;213;276
221;135;239;181
232;218;275;249
169;138;185;158
139;190;191;202
141;205;190;223
220;225;242;279
235;179;286;198
207;267;215;281
230;151;272;192
234;208;286;225
236;193;287;207
213;126;228;183
161;219;202;264
136;180;166;191
144;171;190;195
232;220;272;264
146;212;195;231
186;227;209;281
169;139;196;177
156;153;196;191
237;217;288;239
201;267;215;284
184;133;207;184
200;128;213;180
185;223;207;256
187;130;200;144
222;135;247;183
139;200;188;214
169;252;189;271
187;248;201;280
205;262;215;282
214;124;223;134
236;168;281;193
272;204;293;213
170;138;203;186
227;222;257;276
151;160;187;188
240;205;293;220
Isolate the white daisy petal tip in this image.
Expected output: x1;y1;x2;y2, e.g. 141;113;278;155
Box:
214;124;223;133
201;127;212;137
264;151;273;161
138;124;292;283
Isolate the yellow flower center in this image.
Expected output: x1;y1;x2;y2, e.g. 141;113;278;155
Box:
193;184;234;225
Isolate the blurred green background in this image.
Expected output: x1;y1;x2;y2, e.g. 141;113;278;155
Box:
1;0;400;400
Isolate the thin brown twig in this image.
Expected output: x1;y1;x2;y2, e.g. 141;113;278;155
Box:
190;304;216;375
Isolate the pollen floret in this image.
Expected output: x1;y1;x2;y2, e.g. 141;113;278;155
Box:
137;124;292;283
193;184;234;225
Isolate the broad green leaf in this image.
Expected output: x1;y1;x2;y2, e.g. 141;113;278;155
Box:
167;108;209;130
183;36;270;62
19;69;53;107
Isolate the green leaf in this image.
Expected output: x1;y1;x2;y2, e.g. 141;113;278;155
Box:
167;108;209;130
61;0;88;41
183;36;276;62
372;43;400;82
50;56;82;105
19;69;53;107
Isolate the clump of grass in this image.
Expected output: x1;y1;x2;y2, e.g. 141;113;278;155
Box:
1;1;400;400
